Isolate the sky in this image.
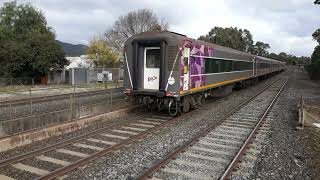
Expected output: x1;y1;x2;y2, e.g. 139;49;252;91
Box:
1;0;319;57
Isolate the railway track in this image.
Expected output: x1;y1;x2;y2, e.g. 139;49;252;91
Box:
0;112;177;180
0;75;285;180
138;77;287;180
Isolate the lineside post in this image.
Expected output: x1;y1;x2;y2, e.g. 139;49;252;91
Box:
29;88;32;114
8;97;12;120
69;93;73;121
110;88;113;111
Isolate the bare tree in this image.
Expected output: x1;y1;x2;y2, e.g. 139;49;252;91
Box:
105;9;169;52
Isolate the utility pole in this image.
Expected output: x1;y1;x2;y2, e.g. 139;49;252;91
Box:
315;0;320;4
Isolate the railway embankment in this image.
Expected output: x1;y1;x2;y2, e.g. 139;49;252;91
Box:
0;88;128;137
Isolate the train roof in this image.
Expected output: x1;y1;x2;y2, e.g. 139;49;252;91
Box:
126;31;284;64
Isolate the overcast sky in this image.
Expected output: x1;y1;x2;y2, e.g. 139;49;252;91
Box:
1;0;319;56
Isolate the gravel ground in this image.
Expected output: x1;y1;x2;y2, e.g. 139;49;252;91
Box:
245;66;320;179
63;73;284;179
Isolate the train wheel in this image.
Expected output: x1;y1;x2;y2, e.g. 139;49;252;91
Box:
147;103;156;111
182;98;190;113
182;103;190;113
196;94;205;106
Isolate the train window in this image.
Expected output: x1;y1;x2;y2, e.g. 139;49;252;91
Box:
221;60;233;72
205;58;252;73
205;58;220;73
234;61;252;71
146;49;160;68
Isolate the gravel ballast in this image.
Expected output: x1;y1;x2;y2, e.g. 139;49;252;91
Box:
64;74;284;179
247;67;320;179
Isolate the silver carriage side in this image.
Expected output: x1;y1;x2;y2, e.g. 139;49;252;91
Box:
123;31;285;115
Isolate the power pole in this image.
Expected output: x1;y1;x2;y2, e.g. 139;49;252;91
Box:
315;0;320;4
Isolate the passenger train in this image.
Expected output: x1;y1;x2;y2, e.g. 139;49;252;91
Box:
123;31;285;115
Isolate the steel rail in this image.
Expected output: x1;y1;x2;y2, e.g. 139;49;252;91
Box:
38;114;182;180
0;108;145;168
220;78;288;179
137;76;285;180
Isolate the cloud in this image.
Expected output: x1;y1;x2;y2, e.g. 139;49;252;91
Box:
1;0;319;56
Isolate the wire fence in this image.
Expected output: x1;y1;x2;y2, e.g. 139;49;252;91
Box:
298;95;320;127
0;78;34;86
48;67;124;85
0;80;123;101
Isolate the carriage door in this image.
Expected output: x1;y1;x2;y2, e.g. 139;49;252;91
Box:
183;48;190;91
144;47;160;90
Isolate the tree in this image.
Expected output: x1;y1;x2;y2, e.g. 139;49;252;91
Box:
105;9;168;52
241;29;254;52
198;27;254;53
251;41;270;56
0;1;67;78
199;26;311;65
86;36;120;68
306;45;320;79
306;28;320;79
312;29;320;44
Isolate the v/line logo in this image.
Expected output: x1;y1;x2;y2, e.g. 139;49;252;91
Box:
148;76;157;82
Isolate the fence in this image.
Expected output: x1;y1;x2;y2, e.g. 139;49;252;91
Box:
48;68;124;85
0;80;123;101
0;78;34;86
0;86;128;137
298;96;320;127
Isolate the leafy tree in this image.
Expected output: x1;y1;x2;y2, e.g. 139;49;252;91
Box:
105;9;168;53
306;45;320;80
198;27;254;52
251;41;270;56
0;1;67;78
241;29;254;52
268;53;279;60
86;36;120;68
306;28;320;80
199;26;311;65
312;29;320;44
267;52;310;65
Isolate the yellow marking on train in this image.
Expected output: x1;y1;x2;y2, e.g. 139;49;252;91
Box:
180;76;251;95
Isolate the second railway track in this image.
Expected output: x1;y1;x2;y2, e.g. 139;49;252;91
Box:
0;112;176;180
138;77;288;180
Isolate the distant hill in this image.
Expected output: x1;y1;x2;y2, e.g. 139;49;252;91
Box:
56;40;88;57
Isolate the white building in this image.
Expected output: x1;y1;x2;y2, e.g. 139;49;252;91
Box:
65;55;91;69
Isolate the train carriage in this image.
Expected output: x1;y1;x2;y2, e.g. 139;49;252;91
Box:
123;31;285;115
